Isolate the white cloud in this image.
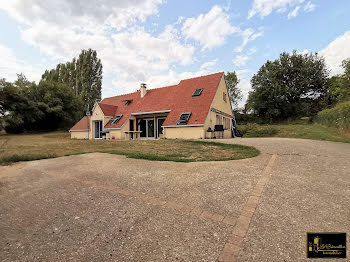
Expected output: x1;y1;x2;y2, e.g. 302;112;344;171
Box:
200;59;218;70
237;78;252;108
235;69;254;108
182;5;240;50
236;69;252;78
234;28;263;52
0;0;199;97
0;0;163;32
247;47;257;55
304;1;316;12
248;0;305;18
232;47;257;67
319;30;350;76
0;44;42;82
232;55;249;66
111;69;212;94
287;6;300;19
298;49;309;55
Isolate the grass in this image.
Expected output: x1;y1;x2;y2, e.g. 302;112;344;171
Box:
238;121;350;143
0;132;259;165
0;154;57;165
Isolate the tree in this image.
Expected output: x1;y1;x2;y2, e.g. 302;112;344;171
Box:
247;51;329;120
1;75;36;133
0;75;84;133
329;59;350;104
76;49;102;110
30;80;84;130
41;49;102;110
225;72;242;108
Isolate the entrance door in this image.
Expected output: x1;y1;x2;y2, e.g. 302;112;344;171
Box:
94;120;103;139
138;119;154;138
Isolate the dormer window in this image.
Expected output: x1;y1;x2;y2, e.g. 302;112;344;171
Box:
112;115;123;125
177;112;191;125
192;88;203;97
123;99;133;106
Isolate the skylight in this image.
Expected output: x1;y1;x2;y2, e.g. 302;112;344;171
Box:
112;115;123;125
123;99;133;106
177;112;191;125
192;88;203;97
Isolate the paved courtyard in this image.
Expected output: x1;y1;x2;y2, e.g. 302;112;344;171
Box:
0;138;349;261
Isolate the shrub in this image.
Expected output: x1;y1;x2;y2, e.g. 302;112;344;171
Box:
316;100;350;128
4;115;24;134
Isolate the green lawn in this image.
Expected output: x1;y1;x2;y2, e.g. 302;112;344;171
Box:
238;122;350;143
0;132;259;165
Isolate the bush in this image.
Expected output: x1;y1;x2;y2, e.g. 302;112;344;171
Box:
239;123;278;137
234;112;265;125
4;115;24;134
316;100;350;128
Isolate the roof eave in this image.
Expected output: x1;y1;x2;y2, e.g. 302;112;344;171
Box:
163;124;204;128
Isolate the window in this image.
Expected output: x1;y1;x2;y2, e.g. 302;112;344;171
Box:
177;112;191;125
192;88;203;97
112;115;123;125
124;99;132;106
94;121;103;139
223;92;227;102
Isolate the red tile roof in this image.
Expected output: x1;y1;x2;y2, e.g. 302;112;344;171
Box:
97;103;118;116
70;116;89;131
71;72;224;130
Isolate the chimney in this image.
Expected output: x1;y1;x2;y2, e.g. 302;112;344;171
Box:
140;83;147;98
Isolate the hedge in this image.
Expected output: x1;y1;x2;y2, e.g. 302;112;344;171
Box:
316;100;350;128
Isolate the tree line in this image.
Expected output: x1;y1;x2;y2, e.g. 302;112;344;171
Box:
1;47;349;134
229;51;350;124
0;49;102;133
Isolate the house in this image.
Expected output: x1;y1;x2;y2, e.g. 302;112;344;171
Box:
69;72;234;140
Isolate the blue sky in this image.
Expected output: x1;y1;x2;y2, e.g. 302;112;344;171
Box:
1;0;350;107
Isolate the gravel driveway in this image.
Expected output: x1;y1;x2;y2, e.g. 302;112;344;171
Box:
0;138;349;261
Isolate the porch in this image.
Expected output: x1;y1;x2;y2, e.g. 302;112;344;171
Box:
128;111;169;140
93;111;170;140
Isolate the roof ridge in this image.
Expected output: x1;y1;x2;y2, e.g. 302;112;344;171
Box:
179;71;224;82
101;90;139;100
101;72;224;101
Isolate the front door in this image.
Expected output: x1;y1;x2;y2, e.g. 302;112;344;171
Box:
94;120;103;139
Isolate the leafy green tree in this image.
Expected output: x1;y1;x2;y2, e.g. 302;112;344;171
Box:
329;59;350;103
0;75;84;133
30;80;84;130
76;49;102;109
247;51;329;120
42;49;102;110
225;71;242;107
1;75;35;133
